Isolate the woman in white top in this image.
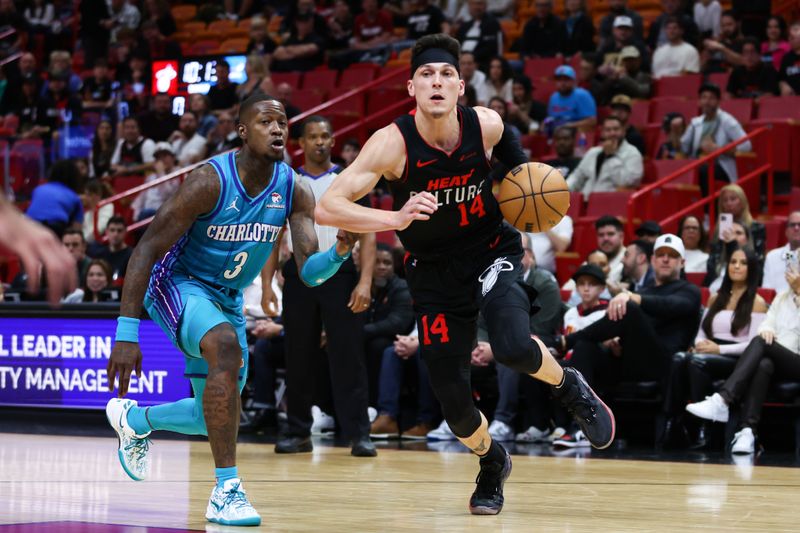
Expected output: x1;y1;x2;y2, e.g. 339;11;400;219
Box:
685;247;793;454
82;180;114;245
475;56;513;106
678;215;709;273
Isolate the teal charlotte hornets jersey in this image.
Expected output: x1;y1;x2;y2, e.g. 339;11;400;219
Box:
148;151;295;302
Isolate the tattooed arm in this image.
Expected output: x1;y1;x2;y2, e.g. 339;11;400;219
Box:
108;164;220;396
289;176;357;287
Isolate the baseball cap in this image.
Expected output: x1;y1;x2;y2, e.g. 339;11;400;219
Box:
153;141;175;156
554;65;576;80
653;233;685;259
619;46;641;60
610;94;632;110
614;15;634;28
635;220;662;237
572;264;606;285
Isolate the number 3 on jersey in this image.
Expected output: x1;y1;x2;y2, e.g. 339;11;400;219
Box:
457;195;486;226
224;251;248;279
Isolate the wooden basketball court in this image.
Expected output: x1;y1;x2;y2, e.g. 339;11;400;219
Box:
0;433;797;531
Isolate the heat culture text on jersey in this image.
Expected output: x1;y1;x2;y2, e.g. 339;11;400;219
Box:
205;222;282;243
410;168;484;207
390;105;503;256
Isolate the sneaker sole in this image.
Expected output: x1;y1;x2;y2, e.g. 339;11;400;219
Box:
468;454;512;516
400;434;428;440
274;443;313;454
370;432;400;439
686;404;729;423
105;401;145;482
583;381;616;450
553;440;591;448
206;515;262;527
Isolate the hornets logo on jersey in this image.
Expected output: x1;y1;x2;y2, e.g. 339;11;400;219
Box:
149;151;295;296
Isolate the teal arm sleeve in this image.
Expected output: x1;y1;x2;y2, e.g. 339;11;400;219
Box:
300;243;351;287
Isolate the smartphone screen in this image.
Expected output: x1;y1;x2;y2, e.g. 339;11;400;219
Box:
718;213;733;235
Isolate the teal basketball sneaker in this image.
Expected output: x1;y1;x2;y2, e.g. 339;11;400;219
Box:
106;398;152;481
206;478;262;526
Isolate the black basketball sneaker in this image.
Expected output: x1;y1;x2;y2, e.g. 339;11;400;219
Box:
552;367;616;449
468;446;512;515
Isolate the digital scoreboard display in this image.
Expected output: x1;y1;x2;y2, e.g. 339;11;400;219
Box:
151;54;247;114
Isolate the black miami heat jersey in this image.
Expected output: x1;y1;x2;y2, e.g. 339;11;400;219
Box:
389;105;503;257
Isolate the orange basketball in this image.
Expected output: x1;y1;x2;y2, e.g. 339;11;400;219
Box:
498;162;570;233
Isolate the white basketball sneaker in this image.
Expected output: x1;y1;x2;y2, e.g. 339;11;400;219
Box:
686;393;730;423
206;478;262;526
105;398;151;481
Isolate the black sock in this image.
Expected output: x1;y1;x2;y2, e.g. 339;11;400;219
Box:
479;439;506;464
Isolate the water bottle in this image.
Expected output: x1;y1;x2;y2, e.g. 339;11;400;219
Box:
576;132;588;157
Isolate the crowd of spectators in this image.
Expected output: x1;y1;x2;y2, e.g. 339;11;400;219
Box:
0;0;799;457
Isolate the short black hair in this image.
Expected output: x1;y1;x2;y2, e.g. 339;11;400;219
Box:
554;125;576;138
216;59;230;70
741;36;759;50
411;33;461;72
122;116;139;126
664;15;683;30
62;228;85;242
513;74;533;95
721;9;737;21
595;215;623;231
48;159;83;193
631;239;654;261
376;243;393;253
107;216;127;228
698;82;721;98
238;91;277;124
300;115;331;137
342;138;361;150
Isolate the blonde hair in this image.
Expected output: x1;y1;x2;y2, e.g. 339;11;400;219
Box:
49;50;71;65
718;184;753;226
246;54;268;78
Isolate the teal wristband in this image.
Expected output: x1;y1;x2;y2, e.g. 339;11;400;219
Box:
116;317;140;343
331;243;351;262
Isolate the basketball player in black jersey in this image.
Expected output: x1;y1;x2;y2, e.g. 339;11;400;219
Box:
317;34;615;515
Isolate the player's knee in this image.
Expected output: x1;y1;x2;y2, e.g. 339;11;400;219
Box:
205;327;241;372
492;334;542;375
757;357;774;376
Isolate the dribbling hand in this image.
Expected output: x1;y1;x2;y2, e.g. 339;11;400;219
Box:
261;284;279;317
393;192;438;231
335;229;358;256
107;341;143;398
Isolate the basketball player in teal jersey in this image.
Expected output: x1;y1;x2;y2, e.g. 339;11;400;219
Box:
105;93;356;527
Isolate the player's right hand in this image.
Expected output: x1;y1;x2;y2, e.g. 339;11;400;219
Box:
394;192;438;230
261;285;279;317
107;341;143;398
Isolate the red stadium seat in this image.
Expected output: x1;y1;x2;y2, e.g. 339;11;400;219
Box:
532;78;557;103
300;69;338;92
652;159;696;185
685;272;704;287
720;98;754;125
292;89;325;111
523;57;564;81
9;139;44;197
560;288;572;302
566;191;583;220
338;65;378;89
789;187;800;212
271;72;302;88
649;98;698;124
112;175;145;192
366;87;409;115
629;99;650;128
757;287;776;304
583;191;633;219
555;252;582;286
708;71;730;92
762;218;787;251
327;86;366;114
700;287;710;306
757;96;800;120
653;74;702;98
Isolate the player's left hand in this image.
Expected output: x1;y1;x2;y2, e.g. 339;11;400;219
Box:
348;280;371;313
261;284;280;317
335;229;358;256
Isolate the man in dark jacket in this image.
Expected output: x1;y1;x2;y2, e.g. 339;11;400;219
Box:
363;244;415;405
455;0;502;65
514;0;566;59
556;233;701;445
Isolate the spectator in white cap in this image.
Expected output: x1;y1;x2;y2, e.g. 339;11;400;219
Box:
598;0;643;48
546;64;597;132
131;141;180;221
597;15;650;77
597;45;652;102
554;232;702;446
